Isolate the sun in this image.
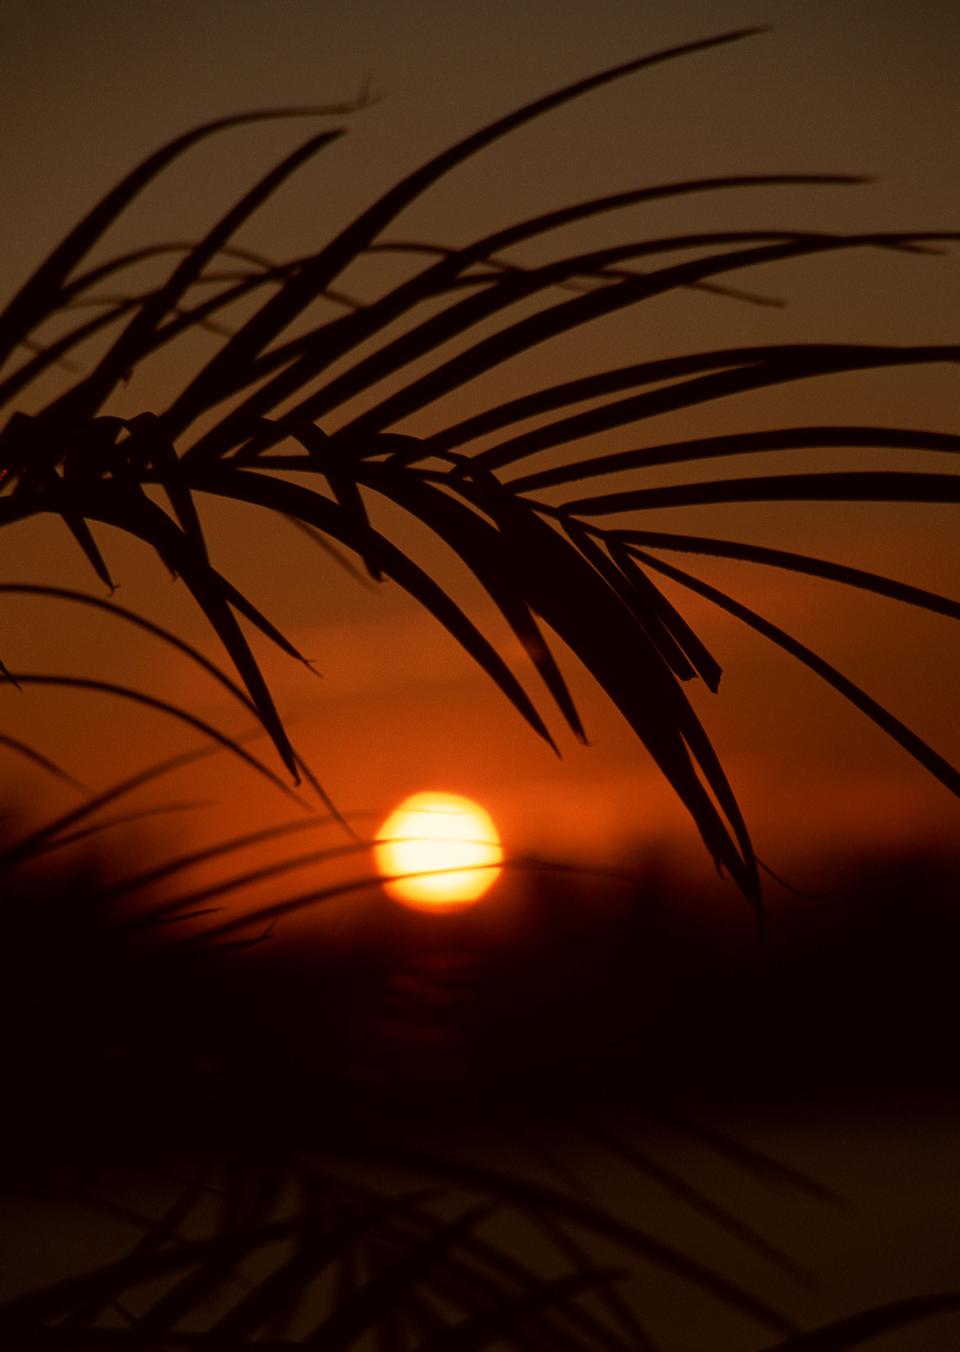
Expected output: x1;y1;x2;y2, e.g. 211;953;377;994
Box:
374;791;503;913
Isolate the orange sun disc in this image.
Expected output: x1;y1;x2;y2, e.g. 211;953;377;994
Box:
374;791;503;912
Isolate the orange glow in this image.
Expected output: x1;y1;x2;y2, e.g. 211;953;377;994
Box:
374;791;503;912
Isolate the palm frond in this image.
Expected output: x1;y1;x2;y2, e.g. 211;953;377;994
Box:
0;101;366;369
2;672;307;817
625;549;960;799
508;425;960;493
1;25;957;916
606;527;960;622
559;468;960;515
0;732;86;789
166;29;768;442
758;1294;960;1352
419;342;958;459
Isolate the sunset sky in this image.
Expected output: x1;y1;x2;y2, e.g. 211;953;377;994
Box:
2;0;958;905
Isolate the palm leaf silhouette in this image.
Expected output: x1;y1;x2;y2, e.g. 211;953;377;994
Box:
2;26;958;921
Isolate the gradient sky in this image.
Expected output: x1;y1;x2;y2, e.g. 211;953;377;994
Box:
1;1;958;900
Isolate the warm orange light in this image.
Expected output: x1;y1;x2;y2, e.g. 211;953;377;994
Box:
374;791;503;912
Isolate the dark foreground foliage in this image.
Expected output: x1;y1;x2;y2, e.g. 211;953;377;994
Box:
3;825;960;1350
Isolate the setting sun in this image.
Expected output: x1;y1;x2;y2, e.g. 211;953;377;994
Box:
374;792;503;912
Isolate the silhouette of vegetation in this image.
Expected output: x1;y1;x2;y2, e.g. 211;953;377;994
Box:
2;27;958;925
4;822;960;1349
2;26;960;1350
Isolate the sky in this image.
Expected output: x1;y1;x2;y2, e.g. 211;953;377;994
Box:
1;0;959;909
